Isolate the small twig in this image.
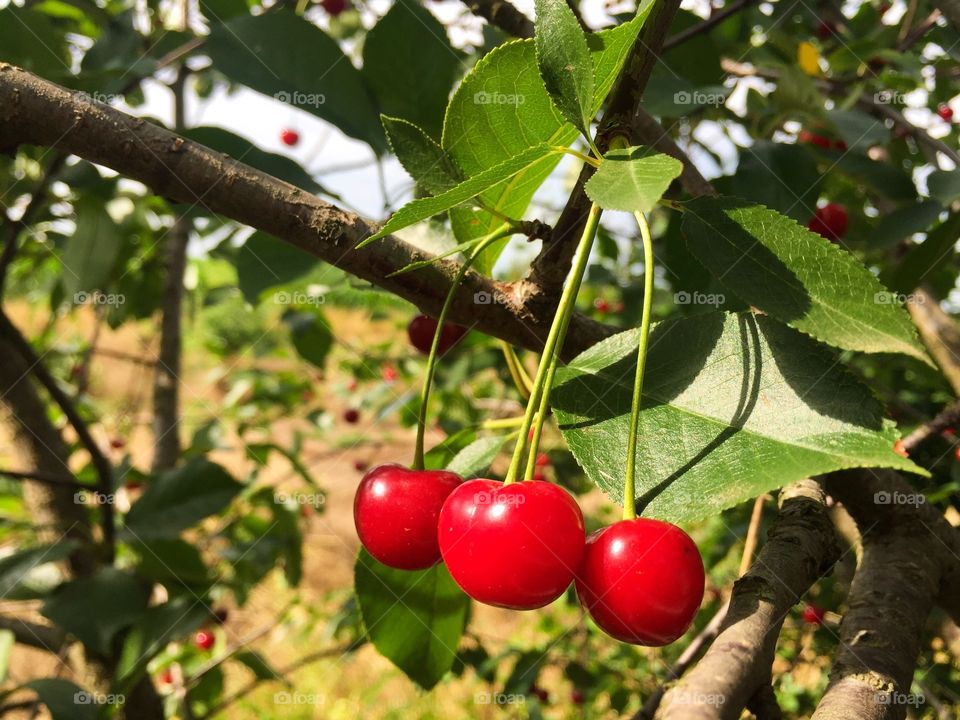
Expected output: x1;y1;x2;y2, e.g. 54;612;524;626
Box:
901;397;960;452
663;0;757;51
0;468;88;489
739;494;768;577
907;288;960;395
897;9;942;50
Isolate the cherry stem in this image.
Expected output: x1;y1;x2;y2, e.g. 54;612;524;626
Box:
413;226;513;471
550;146;601;168
499;340;533;399
504;202;603;485
622;211;655;521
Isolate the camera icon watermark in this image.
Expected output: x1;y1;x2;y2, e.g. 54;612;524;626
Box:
473;91;524;106
874;90;906;105
673;90;726;107
874;291;922;305
74;490;117;505
674;291;725;307
74;691;124;706
873;490;926;507
274;491;326;508
273;290;326;306
473;290;496;305
74;291;125;306
475;692;525;705
274;91;326;108
274;691;326;705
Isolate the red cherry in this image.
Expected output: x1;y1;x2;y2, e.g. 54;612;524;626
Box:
407;314;468;355
593;298;610;314
213;607;229;624
532;471;546;482
346;378;358;392
815;19;833;39
353;459;368;472
833;139;848;151
802;603;826;625
576;518;704;645
109;437;125;450
343;408;360;424
354;464;463;570
159;668;174;685
571;689;585;705
879;3;891;14
937;104;954;122
530;685;549;703
944;427;956;437
535;453;550;467
321;0;348;15
894;439;909;458
438;479;585;609
806;203;848;241
279;129;299;147
381;364;398;383
194;629;215;651
125;481;143;491
953;446;960;462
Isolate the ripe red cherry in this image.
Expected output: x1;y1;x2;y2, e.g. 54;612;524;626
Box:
594;298;610;314
109;437;125;450
798;130;832;149
529;685;549;703
321;0;348;15
815;19;833;38
279;128;299;147
381;364;398;382
833;139;847;151
343;408;360;424
353;459;368;472
438;479;585;609
806;203;848;241
159;668;174;685
802;603;826;625
571;689;585;705
938;104;954;122
575;518;704;645
354;464;462;570
407;314;468;355
535;453;550;467
954;446;960;462
193;629;215;651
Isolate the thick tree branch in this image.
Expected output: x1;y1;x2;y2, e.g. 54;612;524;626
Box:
656;480;840;719
0;64;615;360
815;469;960;719
461;0;533;37
907;287;960;395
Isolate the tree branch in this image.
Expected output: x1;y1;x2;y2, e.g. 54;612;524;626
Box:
901;397;960;453
907;287;960;395
460;0;533;38
0;64;615;360
662;0;757;52
656;479;840;719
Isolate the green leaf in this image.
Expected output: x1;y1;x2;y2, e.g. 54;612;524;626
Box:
534;0;593;134
41;568;149;657
61;199;124;299
361;0;460;138
884;213;960;293
0;9;70;78
25;679;98;720
585;147;683;213
234;232;320;304
233;650;278;681
731;141;821;222
0;630;14;683
132;538;211;586
124;459;243;539
362;144;553;243
116;597;210;685
0;540;78;598
681;197;931;364
553;313;927;523
206;11;385;153
928;169;960;205
382;116;462;195
355;549;469;689
441;6;652;271
284;310;334;369
870;200;944;248
447;436;508;477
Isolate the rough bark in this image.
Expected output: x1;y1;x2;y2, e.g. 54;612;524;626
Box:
656;480;840;719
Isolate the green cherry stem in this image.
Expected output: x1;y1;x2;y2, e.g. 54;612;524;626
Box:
504;202;603;485
499;340;533;399
622;211;656;520
412;225;513;471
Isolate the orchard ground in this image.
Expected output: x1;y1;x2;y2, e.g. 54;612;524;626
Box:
3;301;841;719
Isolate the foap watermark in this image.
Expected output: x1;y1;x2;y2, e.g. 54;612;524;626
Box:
273;290;326;306
74;691;125;706
75;91;124;106
74;291;125;306
475;692;525;705
874;291;923;306
674;291;725;307
274;91;326;108
274;691;326;706
876;691;924;707
275;491;326;508
473;91;524;106
874;90;908;105
874;490;926;507
74;490;118;506
673;90;726;107
473;491;524;507
672;691;726;707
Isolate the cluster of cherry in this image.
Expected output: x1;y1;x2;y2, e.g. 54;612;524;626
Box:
354;313;704;646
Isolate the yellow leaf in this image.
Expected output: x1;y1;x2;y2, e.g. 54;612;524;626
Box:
798;42;822;76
